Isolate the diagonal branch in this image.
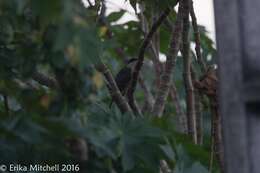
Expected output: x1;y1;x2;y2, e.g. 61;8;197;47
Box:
97;3;142;116
127;7;172;112
32;71;59;89
152;3;184;117
95;63;133;115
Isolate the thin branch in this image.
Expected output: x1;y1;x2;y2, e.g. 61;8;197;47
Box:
87;0;94;7
139;75;154;113
191;66;204;145
194;68;224;173
182;0;197;144
152;4;184;117
170;85;187;133
194;91;203;144
149;46;163;88
210;97;224;173
3;94;9;116
138;4;160;111
209;132;214;172
128;7;172;113
95;63;133;115
190;0;207;73
32;71;59;89
139;5;163;89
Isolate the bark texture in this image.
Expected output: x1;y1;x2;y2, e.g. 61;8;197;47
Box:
182;0;197;143
152;4;184;117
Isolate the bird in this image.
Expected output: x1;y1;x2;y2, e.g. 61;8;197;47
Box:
109;58;138;107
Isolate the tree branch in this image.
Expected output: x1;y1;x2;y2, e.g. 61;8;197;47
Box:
32;71;59;89
170;85;187;133
191;66;203;145
138;5;160;112
95;63;133;115
3;94;9;116
97;3;143;116
182;0;197;144
139;75;154;113
210;97;224;173
190;0;207;73
194;68;224;173
128;7;172;113
87;0;94;7
152;4;184;117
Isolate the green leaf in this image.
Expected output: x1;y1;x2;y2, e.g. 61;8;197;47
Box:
54;23;75;51
107;10;125;23
31;0;63;23
186;162;209;173
78;27;102;66
160;144;175;161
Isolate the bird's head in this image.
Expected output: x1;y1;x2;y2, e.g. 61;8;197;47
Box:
126;58;138;70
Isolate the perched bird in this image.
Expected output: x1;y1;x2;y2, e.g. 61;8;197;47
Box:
109;58;138;107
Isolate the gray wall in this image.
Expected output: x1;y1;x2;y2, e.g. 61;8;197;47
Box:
214;0;260;173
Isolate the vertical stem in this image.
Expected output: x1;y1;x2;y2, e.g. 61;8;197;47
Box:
190;0;207;73
170;85;187;133
139;75;154;113
210;97;225;173
152;4;184;117
3;94;9;116
182;0;197;143
195;91;203;144
191;66;204;145
209;122;214;172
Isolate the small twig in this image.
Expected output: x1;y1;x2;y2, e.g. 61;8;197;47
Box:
170;85;187;133
190;0;207;73
128;7;172;113
152;3;184;117
95;63;133;115
87;0;94;7
209;133;214;172
191;66;204;145
194;91;203;144
3;94;9;116
149;46;163;88
139;75;154;113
